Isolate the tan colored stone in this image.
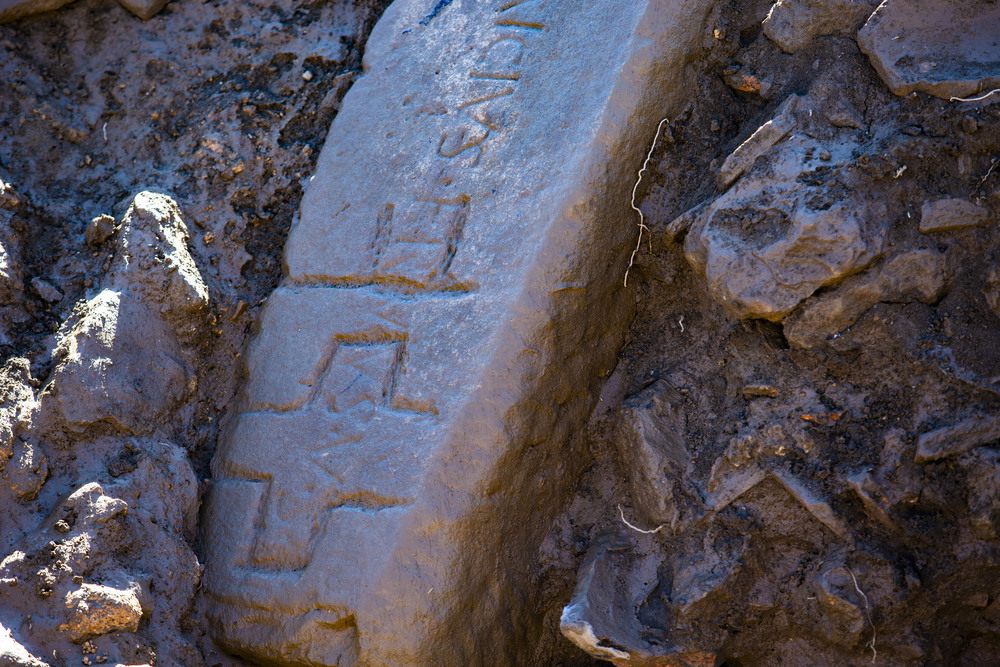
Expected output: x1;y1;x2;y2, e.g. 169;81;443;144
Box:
919;198;991;233
686;136;884;321
203;0;716;663
60;583;143;642
716;95;799;190
0;0;75;23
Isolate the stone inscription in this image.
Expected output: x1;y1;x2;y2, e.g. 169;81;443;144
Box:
203;0;714;663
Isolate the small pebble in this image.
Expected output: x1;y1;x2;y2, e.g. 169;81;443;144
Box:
31;278;63;303
85;214;116;247
742;384;780;399
302;70;314;81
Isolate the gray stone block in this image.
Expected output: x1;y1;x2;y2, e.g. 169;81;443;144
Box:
203;0;715;663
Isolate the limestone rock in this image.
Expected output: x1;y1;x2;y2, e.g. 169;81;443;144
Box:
763;0;877;54
716;95;799;190
784;249;947;349
915;414;1000;463
39;289;187;435
108;192;208;335
62;482;129;528
919;198;991;233
0;625;46;667
857;0;1000;100
115;0;169;21
3;439;46;499
202;0;718;663
617;381;692;527
38;192;204;436
30;277;62;303
685;137;884;321
60;582;144;641
0;0;75;23
85;214;116;247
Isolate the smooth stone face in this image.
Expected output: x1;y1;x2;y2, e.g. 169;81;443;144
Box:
115;0;169;20
857;0;1000;100
202;0;715;664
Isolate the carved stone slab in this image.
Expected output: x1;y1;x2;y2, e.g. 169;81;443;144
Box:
202;0;713;663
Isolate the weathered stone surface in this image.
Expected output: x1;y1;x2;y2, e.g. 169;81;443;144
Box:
203;0;715;663
0;0;75;23
0;0;169;22
60;582;144;641
784;249;946;349
857;0;1000;100
37;192;205;436
115;0;169;20
763;0;876;54
916;414;1000;463
919;197;991;233
616;381;691;527
0;626;46;667
686;133;884;321
716;95;799;190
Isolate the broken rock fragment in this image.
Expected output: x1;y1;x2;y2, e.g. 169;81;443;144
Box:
685;137;884;321
716;95;799;190
37;192;205;436
858;0;1000;99
919;198;990;233
60;582;144;642
203;0;717;663
915;413;1000;463
0;0;170;22
763;0;877;54
784;249;946;349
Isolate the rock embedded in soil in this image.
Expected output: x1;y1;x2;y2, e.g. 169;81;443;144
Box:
84;214;115;248
686;134;884;321
919;197;991;233
60;582;145;641
783;249;947;349
857;0;1000;99
114;0;169;20
716;94;799;190
0;0;170;22
37;192;206;436
762;0;877;54
0;0;74;23
202;0;716;663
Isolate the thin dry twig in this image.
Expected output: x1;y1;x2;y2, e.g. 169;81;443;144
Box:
624;117;670;288
617;504;666;534
950;88;1000;103
847;567;877;664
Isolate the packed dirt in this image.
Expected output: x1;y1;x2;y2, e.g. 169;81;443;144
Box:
1;0;999;665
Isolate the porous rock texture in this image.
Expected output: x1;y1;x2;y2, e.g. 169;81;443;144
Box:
0;0;999;665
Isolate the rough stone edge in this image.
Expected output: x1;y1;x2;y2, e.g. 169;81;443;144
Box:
349;0;717;662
